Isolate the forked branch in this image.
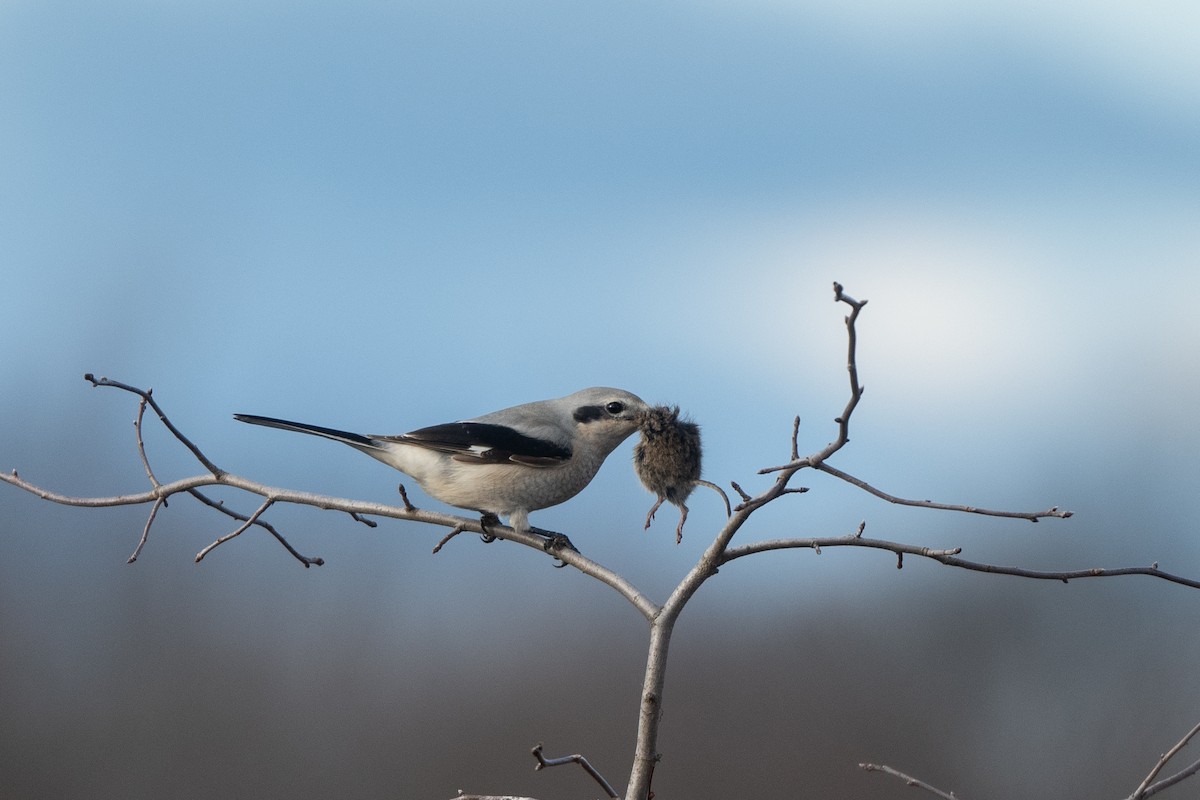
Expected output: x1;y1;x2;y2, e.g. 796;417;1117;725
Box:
4;285;1199;800
621;282;1195;800
1128;720;1200;800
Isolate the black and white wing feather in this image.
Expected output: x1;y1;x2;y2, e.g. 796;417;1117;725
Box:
385;422;572;467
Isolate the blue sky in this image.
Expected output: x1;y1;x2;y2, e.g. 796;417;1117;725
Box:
2;2;1200;797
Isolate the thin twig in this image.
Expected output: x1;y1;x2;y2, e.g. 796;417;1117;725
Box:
134;396;163;493
1139;757;1200;799
1130;720;1200;799
831;281;867;451
718;534;966;563
432;524;467;554
814;462;1073;521
397;483;415;511
85;373;224;477
531;743;618;799
754;284;870;478
187;488;324;567
720;535;1200;589
935;555;1200;589
860;763;958;799
734;286;870;521
195;498;275;563
128;496;165;563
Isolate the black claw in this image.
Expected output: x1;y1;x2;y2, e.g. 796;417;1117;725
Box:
479;512;500;543
525;527;578;564
543;532;577;554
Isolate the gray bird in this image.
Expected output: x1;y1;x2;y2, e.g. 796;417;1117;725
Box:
235;387;648;539
633;405;730;543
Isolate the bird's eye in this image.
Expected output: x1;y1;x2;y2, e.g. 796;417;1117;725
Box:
605;401;626;415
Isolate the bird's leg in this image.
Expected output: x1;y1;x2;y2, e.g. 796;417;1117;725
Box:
643;496;666;530
674;503;689;545
479;512;500;543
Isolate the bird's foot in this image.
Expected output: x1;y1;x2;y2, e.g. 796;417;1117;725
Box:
479;512;501;543
530;526;577;558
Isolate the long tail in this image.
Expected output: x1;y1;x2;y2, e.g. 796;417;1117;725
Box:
696;479;732;517
233;413;382;450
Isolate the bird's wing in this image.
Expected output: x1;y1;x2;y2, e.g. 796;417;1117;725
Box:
381;422;571;467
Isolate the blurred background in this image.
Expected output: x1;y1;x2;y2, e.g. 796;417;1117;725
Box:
3;1;1199;797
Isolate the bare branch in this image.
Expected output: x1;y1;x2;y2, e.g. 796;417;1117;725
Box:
751;288;1071;530
1129;720;1200;800
397;483;415;511
1;468;196;506
531;743;619;799
195;498;275;563
4;461;661;612
831;281;867;453
432;524;468;554
720;534;1200;590
935;557;1200;590
128;496;165;564
134;396;163;493
1139;757;1200;799
3;286;1194;800
860;763;958;799
618;319;872;795
186;488;325;568
551;544;661;621
752;284;868;479
622;281;1081;800
721;534;960;564
814;462;1073;522
84;373;224;477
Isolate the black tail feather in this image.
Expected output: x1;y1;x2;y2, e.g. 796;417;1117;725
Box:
233;414;378;448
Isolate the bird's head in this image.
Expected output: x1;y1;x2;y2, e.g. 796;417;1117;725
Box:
568;387;649;448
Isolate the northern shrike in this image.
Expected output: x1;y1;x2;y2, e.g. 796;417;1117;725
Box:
633;405;730;543
235;387;648;538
